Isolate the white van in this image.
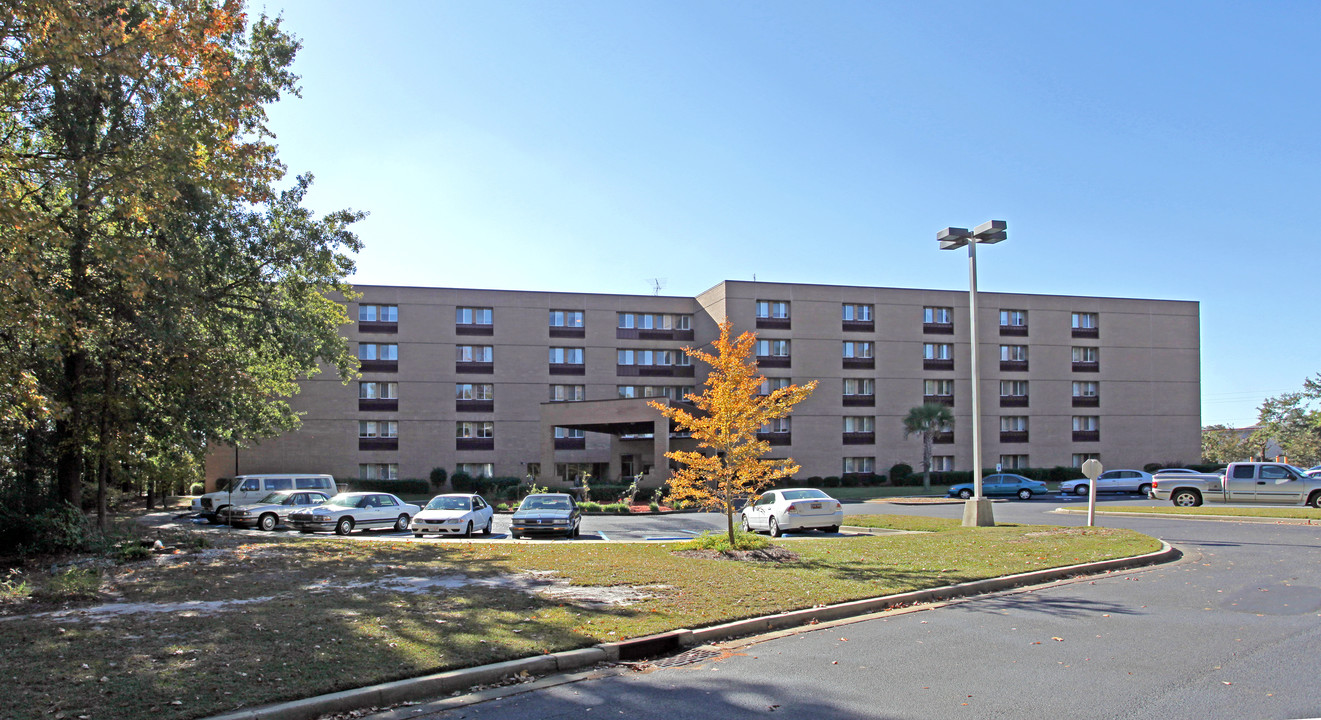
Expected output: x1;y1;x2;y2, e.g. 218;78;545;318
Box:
191;474;337;520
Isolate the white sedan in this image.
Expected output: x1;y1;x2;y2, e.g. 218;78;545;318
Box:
410;494;495;537
288;492;420;535
740;488;843;537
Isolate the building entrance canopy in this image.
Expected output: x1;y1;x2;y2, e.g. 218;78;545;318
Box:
539;397;699;488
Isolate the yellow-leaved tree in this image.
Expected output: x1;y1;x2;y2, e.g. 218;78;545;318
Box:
649;319;817;547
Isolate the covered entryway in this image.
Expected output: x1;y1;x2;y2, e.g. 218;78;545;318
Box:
538;398;698;489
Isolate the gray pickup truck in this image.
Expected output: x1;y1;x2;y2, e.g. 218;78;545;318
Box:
1150;462;1321;508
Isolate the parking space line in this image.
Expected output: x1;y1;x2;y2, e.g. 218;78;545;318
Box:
596;530;609;541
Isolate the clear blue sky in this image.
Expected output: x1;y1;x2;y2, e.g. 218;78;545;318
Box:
259;0;1321;428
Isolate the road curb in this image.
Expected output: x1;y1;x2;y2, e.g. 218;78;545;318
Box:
1051;508;1321;525
201;541;1178;720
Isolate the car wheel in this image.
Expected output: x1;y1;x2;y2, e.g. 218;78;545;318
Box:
1171;490;1201;507
768;517;782;537
957;489;973;500
483;517;493;535
334;517;354;535
740;514;752;533
258;513;278;532
298;527;313;533
464;521;473;538
511;532;521;539
826;525;839;533
210;506;229;524
572;523;581;538
394;514;410;532
1074;485;1089;496
1309;492;1321;509
1138;484;1152;496
1017;489;1033;500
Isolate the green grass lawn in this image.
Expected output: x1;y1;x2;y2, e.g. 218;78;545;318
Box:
1;515;1159;720
1096;505;1321;520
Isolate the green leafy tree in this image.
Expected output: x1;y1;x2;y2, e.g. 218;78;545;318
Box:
1254;391;1321;466
1200;424;1259;464
902;403;955;491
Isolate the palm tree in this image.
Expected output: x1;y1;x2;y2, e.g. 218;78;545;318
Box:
902;403;955;491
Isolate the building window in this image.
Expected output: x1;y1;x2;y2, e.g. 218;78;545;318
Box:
554;427;586;439
1072;416;1099;432
924;343;953;360
931;456;954;472
842;304;872;321
358;343;398;361
549;384;585;402
1071;453;1100;468
1000;380;1029;407
617;349;691;366
924;379;954;398
843;378;874;396
1000;416;1028;432
1072;381;1099;397
457;421;494;439
924;307;952;324
1000;345;1028;362
1072;312;1098;329
843;341;874;359
756;300;790;319
1072;347;1098;363
456;307;493;325
617;385;693;399
760;417;791;434
457;463;493;478
756;339;790;357
359;382;398;399
617;312;691;330
549;310;584;328
359;463;398;480
359;305;398;322
760;377;791;395
999;455;1029;469
358;420;398;438
843;416;874;432
456;345;493;362
549;347;585;365
843;457;874;474
999;309;1026;328
456;383;494;400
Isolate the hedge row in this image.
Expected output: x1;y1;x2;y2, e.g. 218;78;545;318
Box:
347;478;430;495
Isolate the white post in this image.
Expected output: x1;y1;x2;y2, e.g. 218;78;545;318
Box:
961;240;994;527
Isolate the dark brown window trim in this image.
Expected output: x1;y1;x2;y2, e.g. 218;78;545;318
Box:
1000;360;1029;372
843;358;875;370
924;359;954;371
923;395;954;407
549;327;586;339
455;399;494;413
999;325;1028;337
358;399;398;412
358;437;398;451
554;438;586;450
615;328;694;341
358;321;397;334
1072;395;1100;407
359;359;398;373
757;356;791;369
1072;327;1099;339
616;365;696;378
755;318;791;330
456;362;494;374
456;325;494;336
842;320;875;333
923;323;954;335
1072;362;1100;373
842;432;875;445
843;395;876;407
999;395;1029;407
933;431;954;444
756;432;792;446
1072;430;1100;442
456;438;495;451
999;431;1029;443
549;364;586;376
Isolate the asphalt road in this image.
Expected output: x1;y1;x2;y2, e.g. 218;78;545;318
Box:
367;499;1321;720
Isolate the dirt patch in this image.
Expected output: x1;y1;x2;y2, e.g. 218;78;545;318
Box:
672;546;800;563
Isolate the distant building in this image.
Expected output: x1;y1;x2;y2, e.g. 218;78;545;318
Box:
205;280;1201;489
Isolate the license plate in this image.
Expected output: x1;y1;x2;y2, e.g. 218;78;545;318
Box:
811;502;822;509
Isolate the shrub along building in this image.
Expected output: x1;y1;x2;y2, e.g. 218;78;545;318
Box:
204;280;1201;491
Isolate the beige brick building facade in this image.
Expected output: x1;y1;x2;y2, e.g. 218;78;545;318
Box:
205;280;1201;489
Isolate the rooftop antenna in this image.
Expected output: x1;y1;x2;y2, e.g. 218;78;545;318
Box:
648;278;666;296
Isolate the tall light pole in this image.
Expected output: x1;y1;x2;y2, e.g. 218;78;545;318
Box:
937;220;1007;528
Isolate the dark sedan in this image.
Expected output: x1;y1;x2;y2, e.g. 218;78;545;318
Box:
946;473;1050;500
510;493;582;539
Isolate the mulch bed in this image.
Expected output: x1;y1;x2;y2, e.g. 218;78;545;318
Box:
671;546;800;563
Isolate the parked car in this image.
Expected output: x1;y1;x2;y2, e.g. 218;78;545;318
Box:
192;474;337;520
1151;468;1200;474
1059;469;1154;497
740;488;843;537
510;493;581;539
410;493;494;537
217;490;330;530
946;474;1049;500
1152;462;1321;507
1306;465;1321;478
288;492;420;535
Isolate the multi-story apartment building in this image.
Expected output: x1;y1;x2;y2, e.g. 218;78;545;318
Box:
204;280;1201;489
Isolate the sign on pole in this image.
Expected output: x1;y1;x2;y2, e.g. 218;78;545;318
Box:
1081;459;1103;527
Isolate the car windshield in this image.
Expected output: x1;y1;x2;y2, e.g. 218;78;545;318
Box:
426;496;471;511
214;478;234;492
257;492;294;504
324;494;360;508
782;489;829;501
522;496;570;510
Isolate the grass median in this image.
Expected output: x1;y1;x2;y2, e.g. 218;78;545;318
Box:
2;515;1160;720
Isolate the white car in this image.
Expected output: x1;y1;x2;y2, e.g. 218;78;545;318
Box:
288;492;420;535
410;494;494;537
1059;469;1154;497
740;488;843;537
